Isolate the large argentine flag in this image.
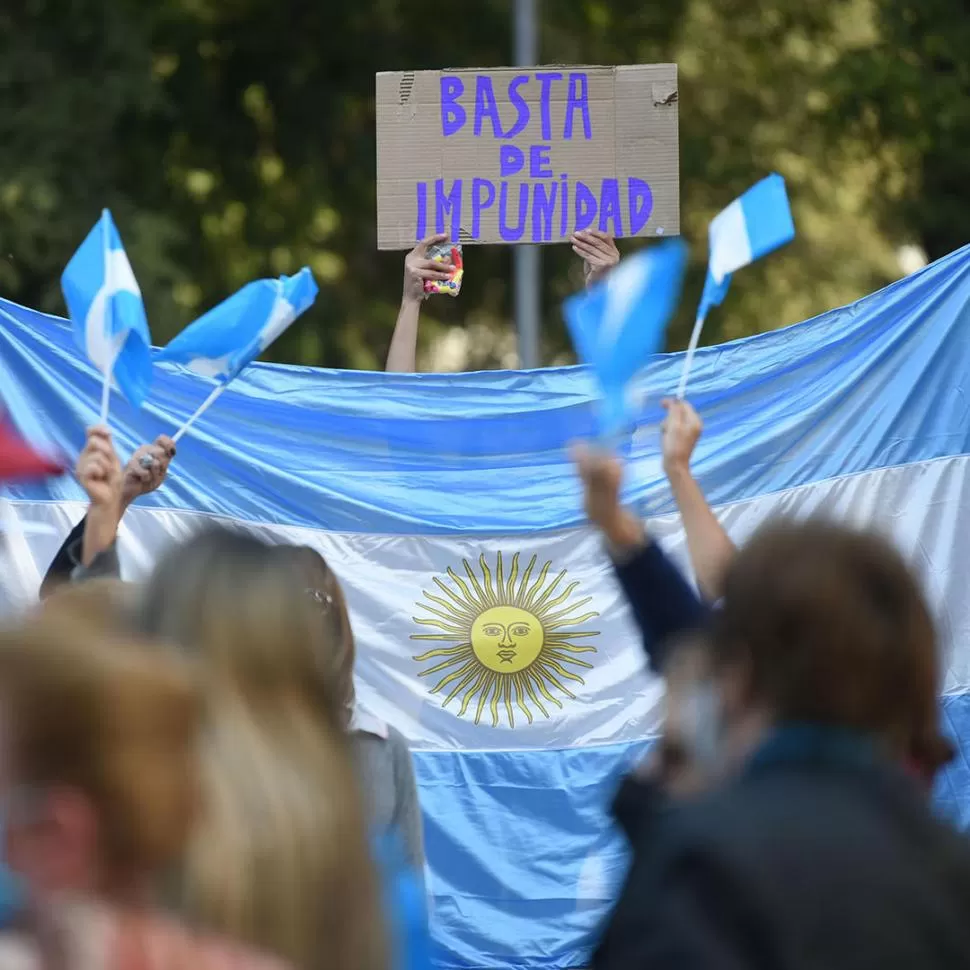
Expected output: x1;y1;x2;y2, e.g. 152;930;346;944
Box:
4;246;970;968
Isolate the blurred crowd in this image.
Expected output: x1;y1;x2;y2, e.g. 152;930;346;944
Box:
2;235;970;969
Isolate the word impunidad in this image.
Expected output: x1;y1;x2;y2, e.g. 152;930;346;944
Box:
415;176;654;244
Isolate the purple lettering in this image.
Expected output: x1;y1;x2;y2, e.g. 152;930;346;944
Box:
599;178;623;235
628;178;654;234
535;71;564;140
574;181;597;232
434;178;463;240
531;181;558;242
440;76;466;136
500;145;525;177
564;73;592;140
474;75;504;137
529;144;553;178
499;182;529;242
471;178;496;238
559;174;569;238
505;75;531;138
416;181;428;239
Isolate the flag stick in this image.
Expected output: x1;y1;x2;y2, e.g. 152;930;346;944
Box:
172;384;227;445
98;363;113;425
676;312;707;400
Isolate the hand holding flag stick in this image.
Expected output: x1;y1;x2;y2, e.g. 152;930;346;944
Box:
157;267;319;445
677;173;795;399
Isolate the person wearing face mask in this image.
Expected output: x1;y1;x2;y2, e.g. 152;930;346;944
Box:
0;616;289;970
591;515;970;970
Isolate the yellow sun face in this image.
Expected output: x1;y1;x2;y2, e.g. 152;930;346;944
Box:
411;552;600;727
471;605;543;673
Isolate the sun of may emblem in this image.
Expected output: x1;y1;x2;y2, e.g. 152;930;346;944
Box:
411;552;600;728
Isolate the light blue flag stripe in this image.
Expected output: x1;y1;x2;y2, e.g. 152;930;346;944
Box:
563;241;688;436
156;267;319;383
0;244;969;535
60;209;153;407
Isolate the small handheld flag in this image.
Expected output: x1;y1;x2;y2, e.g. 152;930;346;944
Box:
157;267;319;443
61;210;153;422
677;173;795;398
0;390;64;483
564;240;688;438
0;419;63;483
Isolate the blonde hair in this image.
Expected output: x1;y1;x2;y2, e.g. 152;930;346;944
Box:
140;528;386;970
285;545;356;724
38;577;137;633
0;617;201;886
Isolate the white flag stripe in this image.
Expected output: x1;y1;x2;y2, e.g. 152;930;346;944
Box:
597;259;651;354
4;452;970;750
83;249;142;373
708;198;752;283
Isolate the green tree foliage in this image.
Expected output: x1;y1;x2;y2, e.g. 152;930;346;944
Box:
0;0;960;371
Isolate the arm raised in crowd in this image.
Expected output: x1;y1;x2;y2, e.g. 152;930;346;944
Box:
573;443;708;672
75;426;123;577
661;398;735;602
570;229;620;288
40;434;175;593
385;234;455;373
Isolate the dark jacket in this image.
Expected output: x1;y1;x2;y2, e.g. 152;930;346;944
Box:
40;514;120;594
610;539;710;672
595;726;970;970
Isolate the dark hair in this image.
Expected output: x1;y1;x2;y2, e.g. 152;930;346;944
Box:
712;518;953;776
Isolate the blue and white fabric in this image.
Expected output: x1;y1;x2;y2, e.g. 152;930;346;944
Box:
700;172;795;318
564;240;687;435
156;267;318;382
60;209;153;407
3;244;970;969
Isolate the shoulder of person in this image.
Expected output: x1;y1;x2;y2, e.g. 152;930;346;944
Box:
350;708;391;740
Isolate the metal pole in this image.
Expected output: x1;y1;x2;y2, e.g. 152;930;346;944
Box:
513;0;540;369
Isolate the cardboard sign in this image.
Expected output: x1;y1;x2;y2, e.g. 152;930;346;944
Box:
376;64;679;250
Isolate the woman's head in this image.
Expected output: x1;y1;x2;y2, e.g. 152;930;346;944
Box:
711;518;951;775
0;617;201;900
140;528;340;722
139;527;386;970
283;545;356;722
37;578;137;634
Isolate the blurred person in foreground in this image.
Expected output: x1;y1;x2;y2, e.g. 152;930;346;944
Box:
590;515;969;970
139;527;388;970
285;547;425;876
0;617;286;969
574;442;943;789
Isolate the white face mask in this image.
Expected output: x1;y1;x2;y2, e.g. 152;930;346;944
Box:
678;681;723;770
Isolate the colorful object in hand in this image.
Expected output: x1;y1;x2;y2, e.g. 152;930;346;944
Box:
563;239;688;436
423;242;463;297
60;209;154;408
